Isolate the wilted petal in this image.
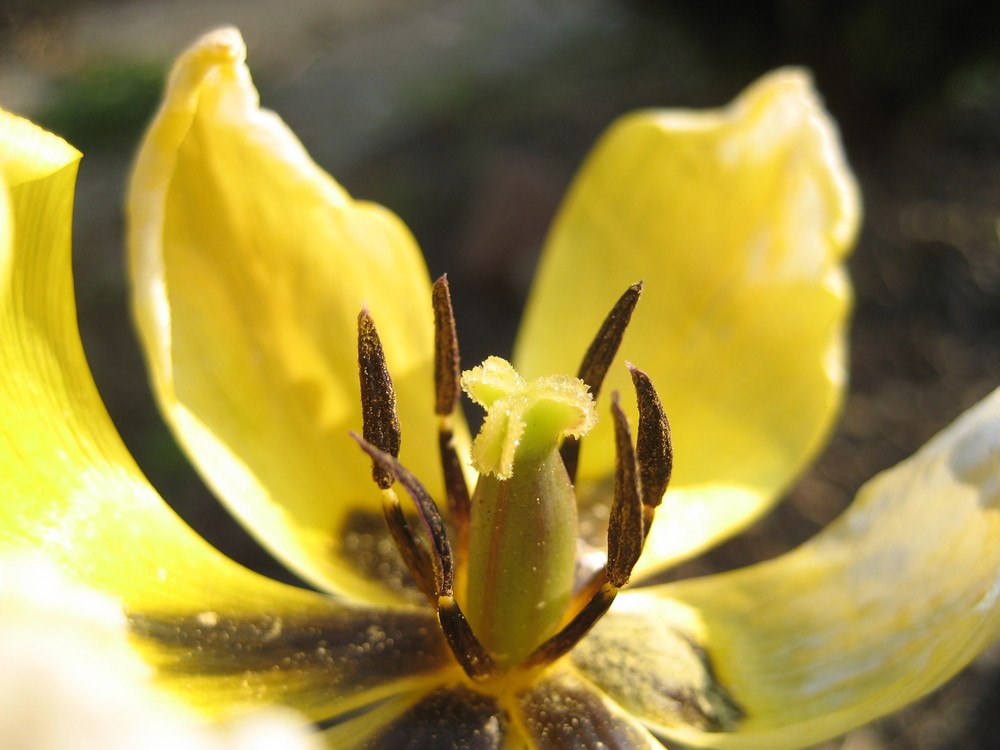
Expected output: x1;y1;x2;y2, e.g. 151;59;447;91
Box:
0;108;450;721
590;388;1000;749
128;29;442;603
515;70;859;576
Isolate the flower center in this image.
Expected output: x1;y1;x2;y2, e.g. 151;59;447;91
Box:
353;276;672;689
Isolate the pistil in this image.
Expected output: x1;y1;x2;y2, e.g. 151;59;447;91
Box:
461;358;597;667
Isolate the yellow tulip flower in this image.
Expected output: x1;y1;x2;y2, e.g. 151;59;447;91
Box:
2;26;999;749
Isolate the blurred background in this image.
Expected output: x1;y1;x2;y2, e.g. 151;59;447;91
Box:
2;0;1000;747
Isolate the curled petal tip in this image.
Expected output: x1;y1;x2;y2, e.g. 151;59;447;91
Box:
753;66;814;91
190;27;247;64
160;27;249;115
745;67;862;251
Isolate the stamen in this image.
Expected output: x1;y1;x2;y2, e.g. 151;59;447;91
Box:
353;435;497;680
437;596;500;681
606;392;644;588
378;487;438;604
433;275;461;417
519;368;671;669
432;276;471;559
353;437;453;595
519;583;617;670
576;282;643;394
357;307;401;489
355;281;670;679
628;364;673;536
357;309;440;598
561;282;643;481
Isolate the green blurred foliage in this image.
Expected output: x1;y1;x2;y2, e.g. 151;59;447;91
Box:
35;59;165;151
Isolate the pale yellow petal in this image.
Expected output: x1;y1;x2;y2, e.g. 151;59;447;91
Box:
588;388;1000;749
514;69;859;575
0;108;454;719
128;29;442;602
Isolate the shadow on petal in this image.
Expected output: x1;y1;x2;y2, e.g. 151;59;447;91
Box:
130;605;455;724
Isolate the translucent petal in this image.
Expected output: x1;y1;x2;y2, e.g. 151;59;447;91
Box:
514;69;859;575
0;108;453;718
592;388;1000;749
128;29;441;602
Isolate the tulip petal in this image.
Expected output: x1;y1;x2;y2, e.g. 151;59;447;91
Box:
516;670;667;749
320;686;510;749
581;388;1000;749
130;606;454;724
0;108;452;721
321;669;666;749
0;110;198;602
128;29;443;602
515;69;859;575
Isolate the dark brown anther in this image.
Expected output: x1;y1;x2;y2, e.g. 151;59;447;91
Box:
519;583;617;670
432;275;461;417
353;434;499;681
437;596;500;681
628;363;672;536
561;282;643;481
606;392;644;589
431;276;471;542
357;307;401;489
353;435;453;595
576;282;643;394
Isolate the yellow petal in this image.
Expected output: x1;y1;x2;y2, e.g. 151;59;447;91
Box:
0;108;452;720
323;670;668;749
131;606;454;724
128;29;441;603
0;111;81;187
515;669;666;749
318;692;425;749
0;109;194;597
514;69;860;575
590;387;1000;749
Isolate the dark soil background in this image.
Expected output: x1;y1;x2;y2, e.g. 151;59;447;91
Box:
3;1;1000;747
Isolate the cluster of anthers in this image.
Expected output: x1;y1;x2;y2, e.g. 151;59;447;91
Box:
353;275;672;692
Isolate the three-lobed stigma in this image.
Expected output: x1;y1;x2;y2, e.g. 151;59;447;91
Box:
461;356;597;480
